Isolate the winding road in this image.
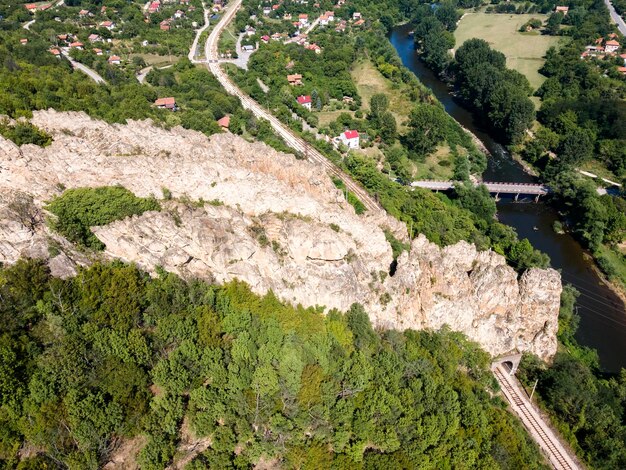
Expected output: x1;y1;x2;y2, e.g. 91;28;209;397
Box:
202;0;383;214
188;2;211;62
604;0;626;35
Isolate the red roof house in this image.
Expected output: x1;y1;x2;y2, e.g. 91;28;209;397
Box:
154;97;177;110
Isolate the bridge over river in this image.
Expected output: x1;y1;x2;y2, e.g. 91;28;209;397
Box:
410;180;550;201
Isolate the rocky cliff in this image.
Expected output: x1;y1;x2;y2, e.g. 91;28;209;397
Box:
0;110;561;360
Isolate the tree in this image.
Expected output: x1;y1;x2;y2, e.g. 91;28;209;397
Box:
435;2;461;32
546;12;564;35
378;112;397;143
405;104;448;158
369;94;389;121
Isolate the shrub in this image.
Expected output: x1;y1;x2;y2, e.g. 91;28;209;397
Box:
46;186;160;250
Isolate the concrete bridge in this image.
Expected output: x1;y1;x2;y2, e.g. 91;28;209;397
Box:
410;180;549;201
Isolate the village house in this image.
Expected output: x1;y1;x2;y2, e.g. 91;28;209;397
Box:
353;19;365;27
287;74;303;85
79;9;90;17
93;48;103;55
88;33;101;42
108;55;121;65
20;38;28;45
242;44;255;52
154;97;177;110
70;42;84;50
271;32;284;40
319;11;334;25
245;25;256;36
352;12;362;20
299;14;309;26
174;9;185;18
180;0;190;4
605;39;620;53
620;53;626;65
261;35;270;43
339;130;359;149
618;66;626;75
555;6;569;15
283;13;292;20
306;43;322;54
148;1;161;13
272;4;280;10
24;4;37;13
160;20;171;31
262;6;272;15
49;48;61;57
100;21;115;30
297;95;312;110
217;115;230;129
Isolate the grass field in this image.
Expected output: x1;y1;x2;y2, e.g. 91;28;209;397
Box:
350;60;412;130
455;13;564;90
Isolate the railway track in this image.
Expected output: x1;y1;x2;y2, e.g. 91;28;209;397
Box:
203;0;383;215
493;366;578;470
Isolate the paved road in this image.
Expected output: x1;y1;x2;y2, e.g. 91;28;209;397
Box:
61;49;107;84
493;365;580;470
23;19;35;30
203;0;383;213
604;0;626;35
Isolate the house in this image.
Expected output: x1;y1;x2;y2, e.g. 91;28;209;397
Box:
88;34;101;43
283;13;292;20
108;55;121;65
618;66;626;75
245;25;256;36
70;42;84;50
297;95;312;110
79;9;90;16
242;44;255;52
39;4;51;11
352;12;362;20
49;48;61;57
620;53;626;65
353;19;365;26
320;11;334;25
272;4;280;10
262;6;271;15
299;14;308;25
180;0;190;4
339;130;359;149
94;48;103;55
174;9;185;18
160;20;171;30
261;35;270;43
148;1;161;13
100;21;115;30
20;38;28;45
555;6;569;15
154;97;177;110
306;43;322;54
217;115;230;129
271;32;283;40
605;39;620;53
57;34;69;43
287;73;303;85
24;4;37;13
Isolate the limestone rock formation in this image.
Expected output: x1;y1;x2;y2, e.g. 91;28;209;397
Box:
0;110;562;360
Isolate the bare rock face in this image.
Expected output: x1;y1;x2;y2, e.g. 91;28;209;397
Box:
0;110;562;360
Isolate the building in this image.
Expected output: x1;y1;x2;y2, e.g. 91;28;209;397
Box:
261;35;270;43
20;38;28;45
160;20;171;30
287;74;303;85
88;34;101;43
352;12;362;20
100;21;115;30
306;43;322;54
148;1;161;13
217;115;230;129
299;14;308;25
242;44;255;52
49;48;61;57
70;42;84;50
24;4;37;13
79;9;90;17
245;25;256;36
154;97;177;110
108;55;121;65
605;39;620;53
297;95;312;110
94;48;103;55
339;130;359;149
618;66;626;75
555;6;569;14
262;6;271;15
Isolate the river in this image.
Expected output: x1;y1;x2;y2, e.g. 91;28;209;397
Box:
390;23;626;372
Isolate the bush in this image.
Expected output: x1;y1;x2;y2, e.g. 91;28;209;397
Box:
46;186;160;250
0;120;51;147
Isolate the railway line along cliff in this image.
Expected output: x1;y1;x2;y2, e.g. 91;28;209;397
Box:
0;110;561;360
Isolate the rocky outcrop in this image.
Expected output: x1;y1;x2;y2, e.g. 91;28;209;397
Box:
0;110;562;360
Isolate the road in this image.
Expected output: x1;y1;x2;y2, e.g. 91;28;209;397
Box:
22;0;64;30
493;365;580;470
188;2;211;62
61;49;107;84
604;0;626;35
202;0;383;213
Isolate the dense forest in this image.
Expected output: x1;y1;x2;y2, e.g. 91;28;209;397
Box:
0;260;547;468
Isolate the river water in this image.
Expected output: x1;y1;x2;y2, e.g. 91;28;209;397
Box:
390;23;626;372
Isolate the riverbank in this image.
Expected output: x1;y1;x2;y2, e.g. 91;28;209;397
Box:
389;22;626;372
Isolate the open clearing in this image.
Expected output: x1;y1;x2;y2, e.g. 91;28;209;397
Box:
350;59;412;130
455;13;564;90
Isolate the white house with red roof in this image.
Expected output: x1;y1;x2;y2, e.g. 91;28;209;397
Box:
296;95;312;110
108;55;121;65
154;97;177;110
261;35;270;43
299;14;308;26
555;6;569;15
605;39;620;53
339;130;359;149
70;42;84;50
